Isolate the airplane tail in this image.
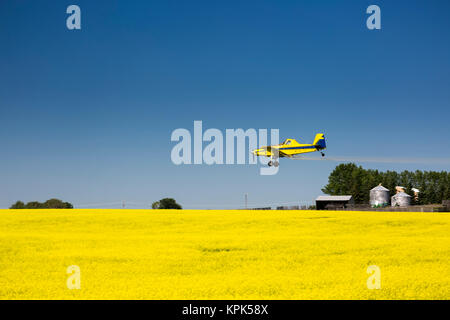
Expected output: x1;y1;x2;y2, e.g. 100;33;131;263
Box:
313;133;326;149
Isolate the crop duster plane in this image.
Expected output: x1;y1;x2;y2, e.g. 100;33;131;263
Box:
252;133;326;167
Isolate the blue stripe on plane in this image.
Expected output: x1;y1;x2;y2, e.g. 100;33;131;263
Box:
279;146;319;150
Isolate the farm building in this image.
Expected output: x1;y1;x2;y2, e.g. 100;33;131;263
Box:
316;195;354;210
391;192;412;207
370;184;390;207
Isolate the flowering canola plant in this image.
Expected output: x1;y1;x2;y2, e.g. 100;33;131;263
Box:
0;209;448;299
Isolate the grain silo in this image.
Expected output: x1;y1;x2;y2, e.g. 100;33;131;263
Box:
412;188;420;202
391;192;411;207
370;184;390;207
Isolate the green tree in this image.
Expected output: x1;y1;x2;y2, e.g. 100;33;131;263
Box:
44;198;73;208
152;198;182;209
24;201;45;209
10;201;25;209
151;201;160;209
322;163;370;204
64;202;74;209
322;163;358;196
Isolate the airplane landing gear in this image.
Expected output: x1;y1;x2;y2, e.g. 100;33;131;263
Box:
268;160;279;167
321;152;325;157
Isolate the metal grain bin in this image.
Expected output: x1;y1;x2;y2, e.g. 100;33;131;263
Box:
391;192;411;207
370;184;390;207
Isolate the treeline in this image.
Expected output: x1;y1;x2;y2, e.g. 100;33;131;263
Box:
10;198;73;209
322;163;450;205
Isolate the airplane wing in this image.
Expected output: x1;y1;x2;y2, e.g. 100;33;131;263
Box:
255;146;289;158
253;146;292;158
273;148;289;158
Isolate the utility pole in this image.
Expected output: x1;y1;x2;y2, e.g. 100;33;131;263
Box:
122;200;125;209
244;193;248;210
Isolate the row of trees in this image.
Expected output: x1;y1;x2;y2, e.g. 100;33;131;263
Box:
322;163;450;205
10;199;73;209
9;198;182;209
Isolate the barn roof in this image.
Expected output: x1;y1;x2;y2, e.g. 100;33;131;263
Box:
316;195;353;201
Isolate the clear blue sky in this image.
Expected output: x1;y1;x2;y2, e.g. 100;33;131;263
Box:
1;0;449;209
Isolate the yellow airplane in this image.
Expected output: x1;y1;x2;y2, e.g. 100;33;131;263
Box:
252;133;326;167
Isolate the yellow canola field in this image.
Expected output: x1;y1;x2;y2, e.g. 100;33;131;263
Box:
0;209;449;299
